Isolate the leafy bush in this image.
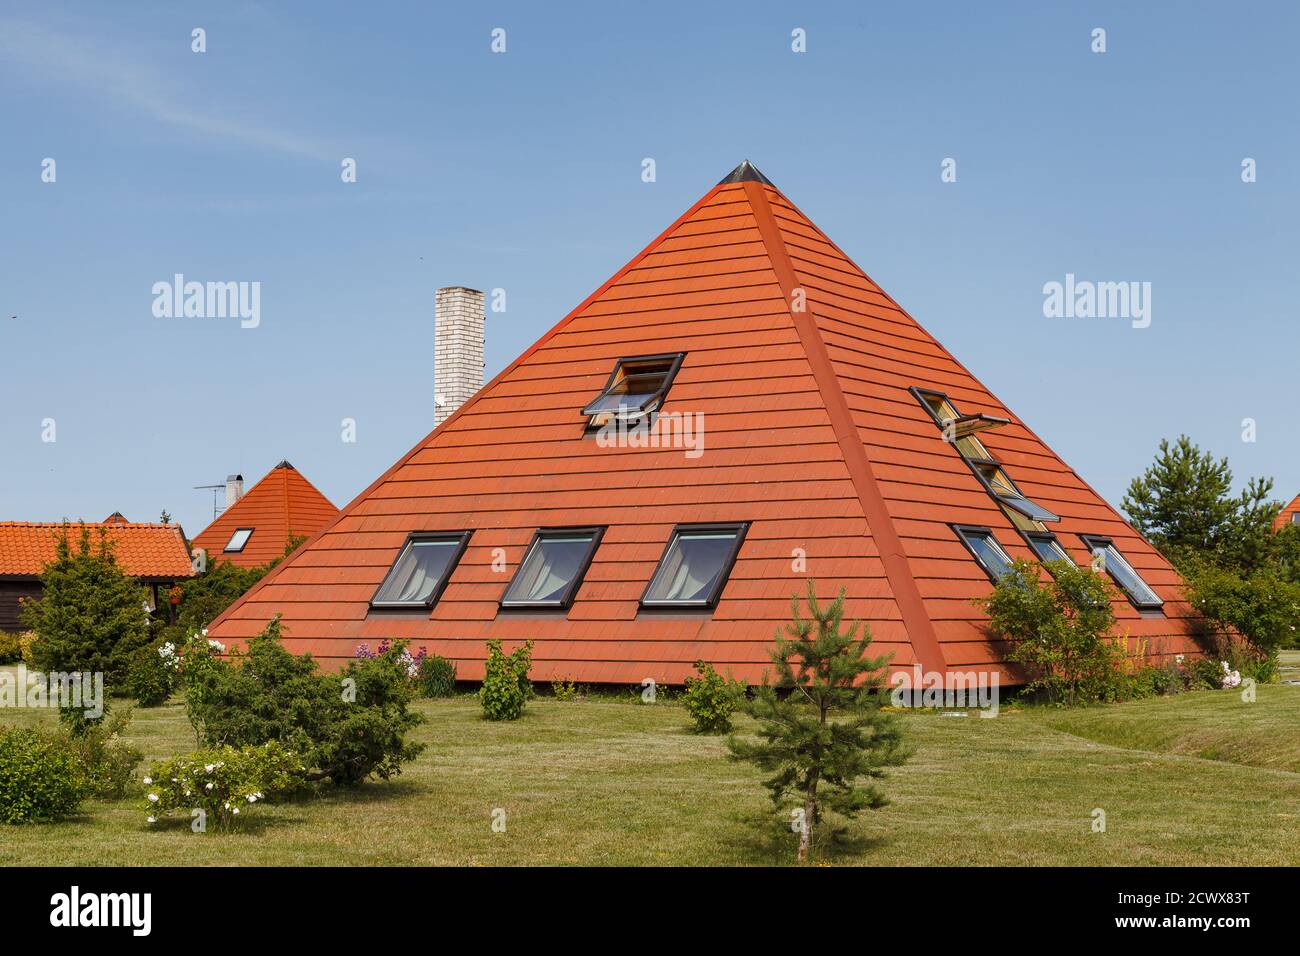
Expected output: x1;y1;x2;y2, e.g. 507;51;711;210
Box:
479;639;533;721
21;524;151;695
126;638;179;707
181;620;424;785
550;678;580;701
58;710;143;798
416;655;458;698
978;559;1121;706
1182;560;1300;658
19;631;38;664
144;741;304;830
0;727;87;824
683;661;745;733
0;631;21;664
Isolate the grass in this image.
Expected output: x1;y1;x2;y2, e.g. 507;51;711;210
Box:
2;665;1300;865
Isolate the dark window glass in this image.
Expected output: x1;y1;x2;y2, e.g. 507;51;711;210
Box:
1082;537;1163;608
955;527;1014;581
643;526;744;607
372;535;467;607
502;531;600;608
1028;534;1071;565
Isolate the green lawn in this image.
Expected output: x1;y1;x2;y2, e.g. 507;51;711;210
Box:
2;668;1299;865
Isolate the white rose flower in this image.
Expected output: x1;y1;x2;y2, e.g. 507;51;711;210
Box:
147;816;156;824
143;776;152;785
147;794;158;802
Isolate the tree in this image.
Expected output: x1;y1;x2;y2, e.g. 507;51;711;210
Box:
21;524;151;696
728;581;909;863
979;559;1119;705
1122;435;1278;572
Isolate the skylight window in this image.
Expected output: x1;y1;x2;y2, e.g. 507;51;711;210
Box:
223;528;254;553
953;526;1015;582
1080;535;1163;609
1027;533;1072;565
975;463;1060;523
641;523;747;608
501;528;604;609
371;532;471;609
582;353;685;428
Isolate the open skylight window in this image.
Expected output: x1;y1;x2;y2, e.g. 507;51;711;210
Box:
641;523;747;608
582;353;684;428
223;528;254;553
370;531;471;609
975;463;1060;523
952;525;1015;582
501;528;603;609
1080;535;1163;610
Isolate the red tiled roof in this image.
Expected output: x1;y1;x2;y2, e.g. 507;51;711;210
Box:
209;162;1203;682
191;461;339;568
0;521;194;579
1274;494;1300;530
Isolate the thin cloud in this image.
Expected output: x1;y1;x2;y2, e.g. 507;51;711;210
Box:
0;15;336;161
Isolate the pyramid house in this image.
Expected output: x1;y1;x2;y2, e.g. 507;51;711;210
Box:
209;162;1202;684
192;461;339;569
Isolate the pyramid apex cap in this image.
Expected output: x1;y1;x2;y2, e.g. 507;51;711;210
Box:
718;160;773;186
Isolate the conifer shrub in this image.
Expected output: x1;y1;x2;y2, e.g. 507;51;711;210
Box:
21;524;151;698
181;619;424;785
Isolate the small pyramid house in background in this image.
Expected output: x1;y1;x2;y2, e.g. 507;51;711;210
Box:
1273;493;1300;530
192;461;339;569
209;162;1202;682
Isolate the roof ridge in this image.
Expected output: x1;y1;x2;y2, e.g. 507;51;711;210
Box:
741;179;946;675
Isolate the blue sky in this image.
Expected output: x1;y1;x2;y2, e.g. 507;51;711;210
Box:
2;1;1296;536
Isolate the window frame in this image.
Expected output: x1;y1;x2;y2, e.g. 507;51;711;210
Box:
951;524;1016;583
639;521;749;610
1025;531;1074;568
582;352;686;429
499;527;605;610
369;530;473;611
223;528;254;553
1078;534;1164;610
911;386;1058;526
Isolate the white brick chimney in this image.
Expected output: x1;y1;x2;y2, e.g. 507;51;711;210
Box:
225;474;244;508
434;286;486;427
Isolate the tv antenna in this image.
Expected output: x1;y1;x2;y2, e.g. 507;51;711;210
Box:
194;483;226;520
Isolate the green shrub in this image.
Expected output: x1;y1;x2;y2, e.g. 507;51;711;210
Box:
479;639;533;721
58;710;143;798
551;678;580;701
181;619;424;786
126;637;178;707
683;660;745;733
0;727;87;824
21;524;151;697
1182;560;1300;658
417;654;458;698
144;741;304;830
0;631;21;664
978;559;1121;706
19;631;37;664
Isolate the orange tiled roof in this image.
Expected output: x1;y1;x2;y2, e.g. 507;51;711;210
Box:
0;521;194;579
1274;494;1300;530
191;461;340;569
209;161;1203;683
